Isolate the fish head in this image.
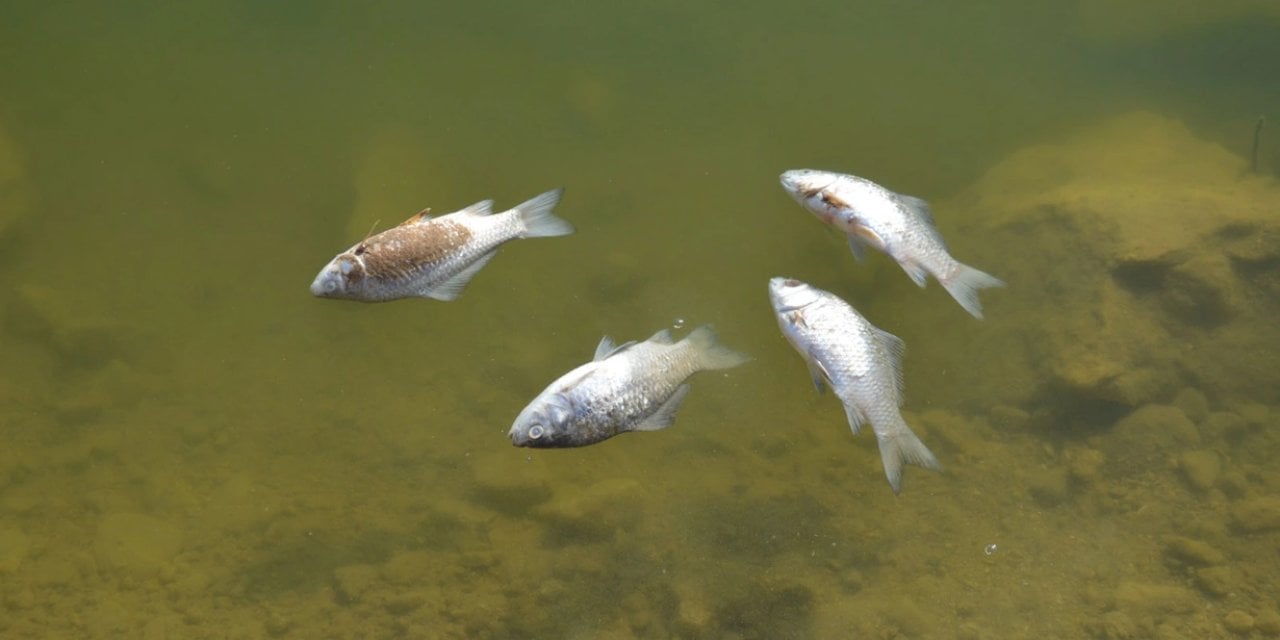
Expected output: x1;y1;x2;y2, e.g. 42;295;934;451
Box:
769;277;822;315
310;251;366;299
779;169;839;204
509;394;577;448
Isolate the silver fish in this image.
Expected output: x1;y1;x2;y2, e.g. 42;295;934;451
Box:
311;188;573;302
780;169;1003;319
769;277;940;494
510;325;749;448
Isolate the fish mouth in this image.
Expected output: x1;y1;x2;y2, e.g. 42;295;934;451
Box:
780;170;836;198
310;272;340;298
768;277;815;313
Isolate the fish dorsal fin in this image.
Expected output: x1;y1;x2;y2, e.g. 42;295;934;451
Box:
593;336;616;361
851;224;887;251
395;208;432;228
870;326;906;405
648;328;675;344
421;250;496;301
460;200;495;217
898;195;934;226
898;195;948;250
593;337;635;361
631;384;690;432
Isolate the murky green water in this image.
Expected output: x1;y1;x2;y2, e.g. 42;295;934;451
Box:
3;2;1279;638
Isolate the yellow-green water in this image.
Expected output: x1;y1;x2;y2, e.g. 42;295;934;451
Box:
2;2;1280;638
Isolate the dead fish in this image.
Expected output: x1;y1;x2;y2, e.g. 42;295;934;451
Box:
510;325;749;448
769;277;940;494
779;169;1003;319
310;188;573;302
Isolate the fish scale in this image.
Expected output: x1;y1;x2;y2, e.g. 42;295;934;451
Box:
779;169;1004;319
510;326;749;448
310;188;573;302
769;277;940;494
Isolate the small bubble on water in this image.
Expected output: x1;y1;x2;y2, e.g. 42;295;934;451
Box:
984;543;998;556
673;317;686;329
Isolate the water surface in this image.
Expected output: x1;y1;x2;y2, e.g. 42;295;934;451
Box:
2;1;1279;637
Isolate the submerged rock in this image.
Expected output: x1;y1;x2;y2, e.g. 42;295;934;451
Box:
1105;404;1199;472
936;110;1280;415
1224;610;1255;635
1231;496;1280;532
1255;608;1280;636
1194;566;1238;597
1113;580;1198;614
1162;535;1224;566
1178;450;1222;491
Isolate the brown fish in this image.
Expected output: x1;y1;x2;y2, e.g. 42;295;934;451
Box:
311;188;573;302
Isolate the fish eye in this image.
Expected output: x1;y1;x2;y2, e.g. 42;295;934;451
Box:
784;279;801;287
338;260;355;275
528;425;545;439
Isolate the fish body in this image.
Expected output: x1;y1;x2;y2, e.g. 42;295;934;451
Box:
311;188;573;302
779;169;1003;319
510;326;749;448
768;277;939;493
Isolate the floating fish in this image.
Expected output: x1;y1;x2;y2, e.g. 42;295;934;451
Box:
510;325;749;448
311;188;573;302
769;277;940;493
780;169;1003;319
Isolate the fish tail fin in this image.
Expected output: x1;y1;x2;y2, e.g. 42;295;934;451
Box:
515;187;574;238
940;262;1004;319
683;325;750;371
878;421;941;495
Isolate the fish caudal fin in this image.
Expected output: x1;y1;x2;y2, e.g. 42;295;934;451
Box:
940;262;1004;319
683;325;750;371
878;424;941;495
515;187;574;238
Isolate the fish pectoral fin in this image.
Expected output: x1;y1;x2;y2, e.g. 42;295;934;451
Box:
805;350;835;394
847;235;868;262
851;224;886;251
632;384;690;432
422;251;497;301
806;361;828;394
